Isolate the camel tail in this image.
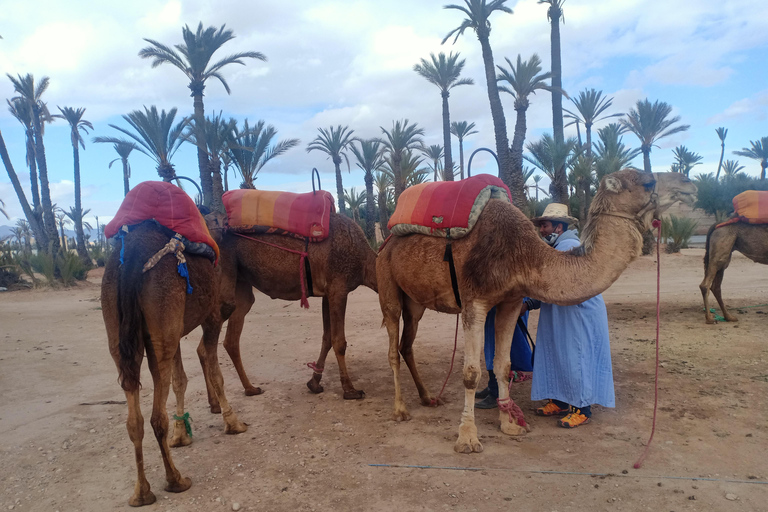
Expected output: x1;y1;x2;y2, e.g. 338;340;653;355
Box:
703;222;718;271
364;248;378;293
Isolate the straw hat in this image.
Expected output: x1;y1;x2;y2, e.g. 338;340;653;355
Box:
531;203;578;227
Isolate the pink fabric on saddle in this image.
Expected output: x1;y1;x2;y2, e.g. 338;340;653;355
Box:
223;189;335;241
105;181;219;262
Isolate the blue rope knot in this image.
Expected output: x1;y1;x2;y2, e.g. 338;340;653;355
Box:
177;261;193;294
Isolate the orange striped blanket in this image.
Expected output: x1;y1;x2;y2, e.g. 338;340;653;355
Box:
715;190;768;228
388;174;512;238
223;189;335;241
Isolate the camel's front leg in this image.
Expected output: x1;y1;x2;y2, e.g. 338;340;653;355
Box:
493;301;530;436
307;297;333;394
455;302;487;454
169;346;193;447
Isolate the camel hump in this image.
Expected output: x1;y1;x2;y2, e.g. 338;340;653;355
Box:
223;189;335;241
388;174;512;239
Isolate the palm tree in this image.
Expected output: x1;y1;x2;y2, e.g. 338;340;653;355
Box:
497;53;557;204
593;123;641;181
373;171;393;239
54;206;70;252
671;145;703;177
15;219;32;254
450;120;478;179
349;138;385;241
7;73;59;253
530;173;548;201
721;159;745;179
714;127;728;181
385;151;430;188
229;119;300;189
101;106;190;181
564;89;622;159
524;133;580;203
620;98;690;173
306;125;355;213
7;98;40;213
92;138;139;197
55;107;93;265
538;0;566;146
443;0;516;198
733;136;768;180
139;23;267;207
422;144;444;181
343;187;367;224
413;52;473;181
379;119;425;201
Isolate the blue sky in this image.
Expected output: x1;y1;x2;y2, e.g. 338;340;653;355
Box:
2;0;768;226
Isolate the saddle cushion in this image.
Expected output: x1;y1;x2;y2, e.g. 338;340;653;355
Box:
105;181;219;262
223;189;335;241
388;174;512;238
716;190;768;228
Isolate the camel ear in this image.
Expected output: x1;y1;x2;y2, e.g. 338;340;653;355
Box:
604;175;623;193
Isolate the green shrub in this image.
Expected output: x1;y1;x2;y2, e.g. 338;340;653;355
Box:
30;252;56;284
661;214;698;253
58;252;88;286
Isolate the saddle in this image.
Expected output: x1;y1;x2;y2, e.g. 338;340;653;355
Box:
223;189;335;242
715;190;768;228
388;174;512;239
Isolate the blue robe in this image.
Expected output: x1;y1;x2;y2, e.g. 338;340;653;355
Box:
530;230;615;408
484;306;533;372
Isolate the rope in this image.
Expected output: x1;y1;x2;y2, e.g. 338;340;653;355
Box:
233;232;310;308
142;233;193;294
306;361;324;374
430;314;460;406
709;303;768;323
497;396;528;428
172;412;193;437
634;218;662;469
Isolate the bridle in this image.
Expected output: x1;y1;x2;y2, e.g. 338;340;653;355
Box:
594;182;660;230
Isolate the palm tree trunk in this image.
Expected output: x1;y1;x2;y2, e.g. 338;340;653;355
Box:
72;144;90;265
583;125;594;218
378;190;390;238
549;4;564;145
31;108;60;254
364;172;375;241
642;147;652;173
715;141;725;181
192;91;213;208
761;162;766;180
509;106;528;191
393;154;404;201
333;157;346;213
25;130;41;210
121;158;130;196
441;91;454;181
458;139;465;180
209;156;225;213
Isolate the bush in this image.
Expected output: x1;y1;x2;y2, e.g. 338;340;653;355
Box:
30;252;56;284
58;252;88;286
661;214;698;253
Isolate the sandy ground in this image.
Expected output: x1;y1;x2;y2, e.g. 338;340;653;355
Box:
0;249;767;512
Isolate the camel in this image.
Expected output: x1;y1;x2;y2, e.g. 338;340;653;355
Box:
101;221;247;507
700;222;768;323
376;169;697;453
200;210;378;409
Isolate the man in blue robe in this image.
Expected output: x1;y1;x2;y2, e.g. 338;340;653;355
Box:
523;203;615;428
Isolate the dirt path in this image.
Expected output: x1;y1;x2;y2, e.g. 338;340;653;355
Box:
1;249;766;511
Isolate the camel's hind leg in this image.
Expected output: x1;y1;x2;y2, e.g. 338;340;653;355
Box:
399;296;433;406
327;288;365;399
492;301;529;437
711;268;738;322
169;346;193;447
379;282;409;421
122;387;155;506
307;296;333;394
455;301;490;454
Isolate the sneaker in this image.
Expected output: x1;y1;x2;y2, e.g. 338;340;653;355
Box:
475;386;492;399
558;408;591;428
475;395;498;409
535;400;569;417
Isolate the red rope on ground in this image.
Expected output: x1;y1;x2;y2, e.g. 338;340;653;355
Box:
634;219;662;469
430;314;460;406
232;232;310;308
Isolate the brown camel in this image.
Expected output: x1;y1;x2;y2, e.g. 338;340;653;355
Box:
200;210;378;409
101;221;247;507
700;222;768;323
376;170;697;453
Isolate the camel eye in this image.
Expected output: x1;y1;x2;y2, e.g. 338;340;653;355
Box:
643;180;656;189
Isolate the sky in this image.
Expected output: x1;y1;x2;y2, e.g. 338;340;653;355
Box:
1;0;768;227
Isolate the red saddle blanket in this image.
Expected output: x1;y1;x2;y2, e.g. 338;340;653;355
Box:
223;189;335;241
105;181;219;262
388;174;512;238
715;190;768;228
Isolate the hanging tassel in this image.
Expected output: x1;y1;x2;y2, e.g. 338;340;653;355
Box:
118;226;128;265
177;261;193;294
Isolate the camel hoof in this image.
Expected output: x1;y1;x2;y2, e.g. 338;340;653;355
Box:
343;389;365;400
393;410;411;422
209;404;222;414
128;490;156;507
422;396;443;407
225;420;248;435
307;379;324;394
169;429;193;448
705;317;716;324
164;476;192;494
244;386;263;396
500;421;529;436
454;439;483;454
725;315;739;322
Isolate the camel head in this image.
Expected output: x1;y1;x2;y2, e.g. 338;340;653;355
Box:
652;171;698;211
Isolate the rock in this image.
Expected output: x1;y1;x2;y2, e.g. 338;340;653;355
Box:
725;493;737;501
232;503;241;511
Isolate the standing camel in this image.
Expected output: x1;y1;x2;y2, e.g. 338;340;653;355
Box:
376;169;697;453
700;222;768;323
102;221;247;506
201;210;378;409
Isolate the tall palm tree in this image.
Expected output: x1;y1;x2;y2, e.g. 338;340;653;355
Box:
524;133;580;203
379;119;425;201
0;198;7;220
343;187;367;224
15;219;32;254
373;171;393;239
55;107;93;265
538;0;566;146
54;206;70;252
7;73;59;253
349;138;385;241
620;98;690;173
7;98;40;213
733;136;768;180
92;138;139;197
413;52;473;181
422;144;444;181
101;106;190;182
530;173;548;201
564;89;622;159
714;127;728;181
497;53;557;204
384;151;430;188
229;119;300;189
139;23;267;207
450;120;478;179
443;0;516;198
306;125;355;213
671;145;702;177
721;159;745;179
593;123;641;181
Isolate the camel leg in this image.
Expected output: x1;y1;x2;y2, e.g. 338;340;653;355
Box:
712;268;738;322
700;267;718;324
399;297;433;406
123;386;155;506
455;301;488;454
326;289;365;399
380;282;409;421
493;302;529;437
169;346;193;447
219;281;262;399
307;296;333;394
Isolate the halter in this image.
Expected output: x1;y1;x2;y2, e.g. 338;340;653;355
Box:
594;182;659;230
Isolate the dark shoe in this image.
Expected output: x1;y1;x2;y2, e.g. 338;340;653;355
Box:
535;400;570;417
475;395;498;409
475;386;491;399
